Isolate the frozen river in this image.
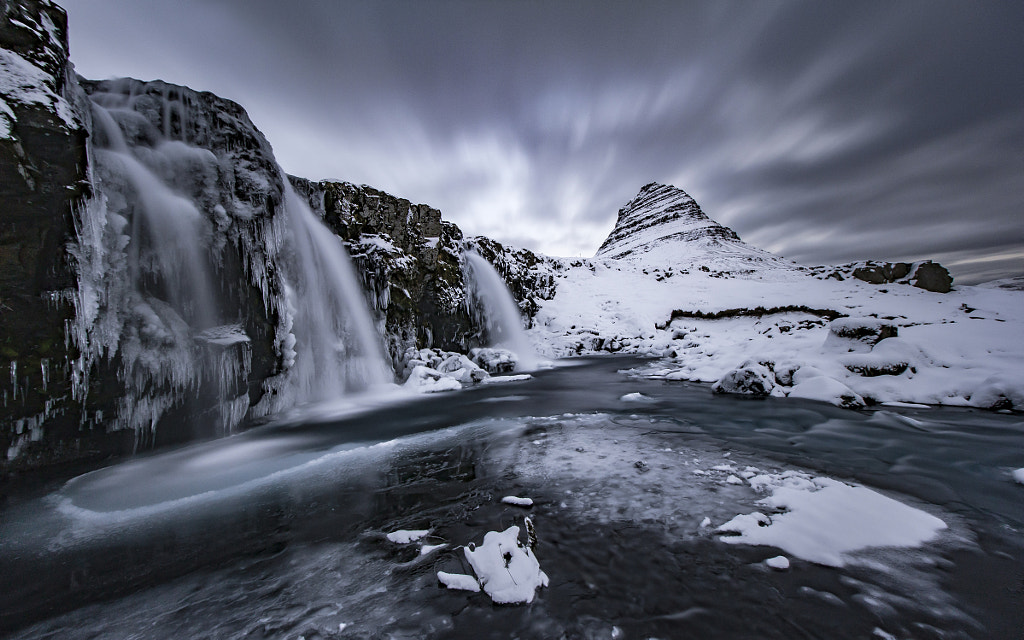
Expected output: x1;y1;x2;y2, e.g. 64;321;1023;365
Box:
1;357;1021;639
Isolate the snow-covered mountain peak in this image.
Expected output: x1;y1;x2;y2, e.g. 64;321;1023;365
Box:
594;183;789;272
595;182;741;260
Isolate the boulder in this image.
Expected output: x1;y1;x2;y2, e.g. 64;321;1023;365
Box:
819;260;950;293
825;318;898;352
788;376;866;409
712;361;776;396
471;347;518;374
970;374;1024;411
911;261;953;293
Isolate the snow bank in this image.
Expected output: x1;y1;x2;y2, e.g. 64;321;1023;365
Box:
787;376;865;409
716;472;946;566
530;242;1024;410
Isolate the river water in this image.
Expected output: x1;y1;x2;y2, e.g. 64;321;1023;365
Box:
1;357;1021;639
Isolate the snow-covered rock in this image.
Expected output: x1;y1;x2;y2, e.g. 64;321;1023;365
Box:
437;571;480;592
403;365;463;394
463;525;549;604
386;529;431;544
471;347;518;374
969;373;1024;411
764;555;791;570
787;376;865;409
712;361;776;396
501;495;534;507
824;317;898;353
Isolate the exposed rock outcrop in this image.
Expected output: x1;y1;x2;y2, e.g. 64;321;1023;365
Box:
1;0;91;473
463;235;560;324
811;260;953;293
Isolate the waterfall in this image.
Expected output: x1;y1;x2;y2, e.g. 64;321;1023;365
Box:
72;83;392;439
277;184;392;400
91;102;219;330
463;252;539;371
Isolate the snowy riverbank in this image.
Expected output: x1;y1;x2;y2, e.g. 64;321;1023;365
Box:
528;249;1023;410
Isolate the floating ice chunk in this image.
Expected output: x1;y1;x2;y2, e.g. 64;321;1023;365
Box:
699;517;712;528
481;374;533;384
420;543;447;556
437;571;480;592
717;474;946;567
463;525;549;604
501;495;534;507
725;475;744;485
1012;468;1024;485
386;529;430;544
765;555;790;570
620;392;653;402
881;401;931;409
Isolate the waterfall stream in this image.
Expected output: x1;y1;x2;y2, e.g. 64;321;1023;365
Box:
73;86;391;437
463;252;539;370
277;183;392;401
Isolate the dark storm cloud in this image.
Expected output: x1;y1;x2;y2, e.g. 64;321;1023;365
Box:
60;0;1023;282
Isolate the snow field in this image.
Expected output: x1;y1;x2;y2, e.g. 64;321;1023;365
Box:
530;253;1024;409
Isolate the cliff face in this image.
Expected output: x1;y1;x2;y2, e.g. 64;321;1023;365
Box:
1;0;92;472
289;178;474;362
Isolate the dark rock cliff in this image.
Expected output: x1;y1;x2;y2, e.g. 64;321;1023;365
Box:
289;177;475;362
1;0;92;475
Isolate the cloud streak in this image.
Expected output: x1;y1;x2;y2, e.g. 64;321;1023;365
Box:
60;0;1023;282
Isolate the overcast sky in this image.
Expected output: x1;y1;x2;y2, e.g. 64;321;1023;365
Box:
60;0;1022;283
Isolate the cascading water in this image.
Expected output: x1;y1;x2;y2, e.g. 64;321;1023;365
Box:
71;81;392;439
90;103;219;330
275;184;392;402
462;252;539;370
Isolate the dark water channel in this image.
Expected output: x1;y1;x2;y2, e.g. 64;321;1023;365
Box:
1;357;1021;639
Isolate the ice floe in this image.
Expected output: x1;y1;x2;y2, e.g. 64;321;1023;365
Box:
717;471;947;566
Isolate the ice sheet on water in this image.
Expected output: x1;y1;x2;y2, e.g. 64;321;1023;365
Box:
386;529;430;544
717;471;947;566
